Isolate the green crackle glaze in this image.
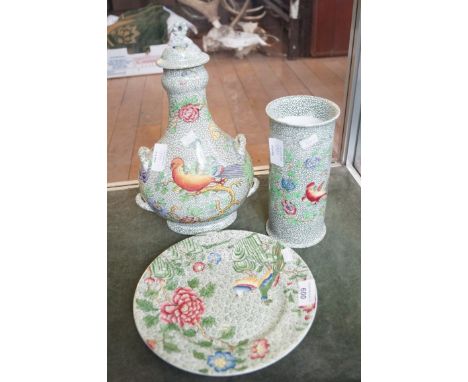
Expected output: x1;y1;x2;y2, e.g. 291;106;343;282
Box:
133;230;317;376
266;95;340;248
135;22;258;235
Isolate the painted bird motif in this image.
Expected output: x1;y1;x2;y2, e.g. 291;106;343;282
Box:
233;268;281;302
302;181;327;204
171;157;243;192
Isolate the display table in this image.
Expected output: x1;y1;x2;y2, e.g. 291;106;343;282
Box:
108;166;360;381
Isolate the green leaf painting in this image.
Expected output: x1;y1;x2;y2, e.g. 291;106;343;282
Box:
220;326;235;340
196;340;213;347
143;289;158;298
183;329;197;337
187;278;200;289
165;280;178;291
163;341;180;353
193;350;206;360
136;299;156;312
143;315;159;327
201;316;216;328
200;282;215;298
164;323;180;332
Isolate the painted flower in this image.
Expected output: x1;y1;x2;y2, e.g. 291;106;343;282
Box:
146;339;157;350
208;252;222;265
160;287;205;327
207;351;237;372
144;276;156;284
304;156;320;170
281;177;296;191
178;103;200;123
193;262;205;272
301;302;316;314
301;299;317;320
139;169;149;182
250;338;270;360
281;200;297;215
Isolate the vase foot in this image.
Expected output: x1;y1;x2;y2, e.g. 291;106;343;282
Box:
266;220;327;249
135;193;154;212
167;212;237;235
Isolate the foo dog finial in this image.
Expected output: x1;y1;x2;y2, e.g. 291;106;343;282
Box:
157;20;209;69
169;22;190;49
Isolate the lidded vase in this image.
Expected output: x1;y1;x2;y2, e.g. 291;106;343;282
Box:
136;22;259;235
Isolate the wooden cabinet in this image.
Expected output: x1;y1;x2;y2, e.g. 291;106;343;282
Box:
310;0;354;57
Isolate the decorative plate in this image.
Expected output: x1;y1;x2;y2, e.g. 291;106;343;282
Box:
133;230;318;376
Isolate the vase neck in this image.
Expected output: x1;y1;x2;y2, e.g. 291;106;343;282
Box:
162;66;211;129
167;90;209;121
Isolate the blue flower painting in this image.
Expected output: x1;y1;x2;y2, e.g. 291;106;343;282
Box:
281;177;296;191
304;157;320;170
147;199;169;218
139;169;149;183
207;351;237;372
208;252;222;265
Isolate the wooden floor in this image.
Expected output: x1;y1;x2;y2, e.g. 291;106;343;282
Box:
108;52;348;182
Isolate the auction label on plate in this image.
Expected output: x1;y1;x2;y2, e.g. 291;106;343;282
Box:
299;134;318;150
297;279;314;307
181;130;197;147
269;138;284;167
282;247;295;263
151;143;168;171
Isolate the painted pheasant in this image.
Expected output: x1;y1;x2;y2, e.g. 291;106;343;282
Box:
232;244;284;303
233;268;281;302
302;181;327;204
170;157;243;192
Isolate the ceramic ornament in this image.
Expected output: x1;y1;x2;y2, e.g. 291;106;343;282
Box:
266;95;340;248
136;22;259;235
133;230;318;376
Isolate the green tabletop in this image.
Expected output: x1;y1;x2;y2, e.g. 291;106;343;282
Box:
108;166;361;381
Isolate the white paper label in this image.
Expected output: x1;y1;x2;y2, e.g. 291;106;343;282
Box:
297;279;314;307
269;138;284;167
151;143;168;171
181;130;197;147
282;247;295;263
299;134;319;150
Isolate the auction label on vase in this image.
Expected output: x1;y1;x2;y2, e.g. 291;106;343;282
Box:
181;130;197;147
297;279;314;307
151;143;168;171
299;134;318;150
269;138;284;167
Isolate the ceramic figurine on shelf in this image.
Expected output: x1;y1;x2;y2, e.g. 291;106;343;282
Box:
136;22;259;235
266;95;340;248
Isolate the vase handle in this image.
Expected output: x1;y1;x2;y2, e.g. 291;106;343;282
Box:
247;177;260;198
138;146;151;172
234;134;246;157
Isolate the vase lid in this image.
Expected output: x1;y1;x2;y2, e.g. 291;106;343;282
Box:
157;22;209;70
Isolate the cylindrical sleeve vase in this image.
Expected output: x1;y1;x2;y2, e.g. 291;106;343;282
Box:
265;95;340;248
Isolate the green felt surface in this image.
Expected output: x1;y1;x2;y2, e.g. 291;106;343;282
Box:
108;166;360;381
